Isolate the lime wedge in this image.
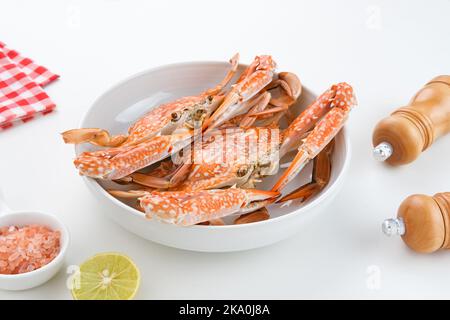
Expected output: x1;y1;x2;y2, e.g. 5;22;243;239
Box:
71;252;140;300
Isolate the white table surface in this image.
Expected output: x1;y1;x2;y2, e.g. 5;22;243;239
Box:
1;0;449;300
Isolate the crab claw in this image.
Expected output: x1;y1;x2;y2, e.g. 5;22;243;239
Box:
74;131;193;180
279;82;355;158
202;55;277;132
272;83;356;193
140;188;279;226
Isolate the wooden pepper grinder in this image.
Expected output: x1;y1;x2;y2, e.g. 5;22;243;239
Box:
373;75;450;165
382;192;450;253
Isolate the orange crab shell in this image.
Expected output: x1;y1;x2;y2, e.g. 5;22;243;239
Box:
140;188;279;226
124;95;211;146
173;127;280;192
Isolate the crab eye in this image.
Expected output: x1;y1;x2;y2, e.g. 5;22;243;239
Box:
207;95;213;102
171;112;181;122
237;165;249;177
193;109;206;121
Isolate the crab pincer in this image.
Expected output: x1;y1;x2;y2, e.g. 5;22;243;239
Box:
74;131;193;180
140;188;279;226
272;82;356;193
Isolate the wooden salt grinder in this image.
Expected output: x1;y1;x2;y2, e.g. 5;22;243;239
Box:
373;75;450;165
382;192;450;253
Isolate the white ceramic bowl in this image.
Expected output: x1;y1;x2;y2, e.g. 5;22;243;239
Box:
76;61;350;252
0;191;69;290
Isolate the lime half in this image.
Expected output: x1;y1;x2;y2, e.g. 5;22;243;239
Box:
71;252;140;300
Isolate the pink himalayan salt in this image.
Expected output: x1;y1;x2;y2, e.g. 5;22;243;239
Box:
0;225;60;275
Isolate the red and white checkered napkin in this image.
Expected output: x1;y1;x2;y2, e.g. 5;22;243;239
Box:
0;41;59;130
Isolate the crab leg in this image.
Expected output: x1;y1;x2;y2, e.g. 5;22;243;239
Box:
236;92;272;129
202;55;277;131
247;99;292;126
115;158;175;184
234;207;271;224
204;53;240;96
61;128;128;147
123;162;192;189
272;83;356;192
211;92;271;129
197;219;226;226
277;139;334;203
108;189;151;199
216;72;301;129
140;188;279;226
248;72;302;127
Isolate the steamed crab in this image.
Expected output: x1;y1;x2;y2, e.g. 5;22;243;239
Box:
110;83;356;226
63;54;356;226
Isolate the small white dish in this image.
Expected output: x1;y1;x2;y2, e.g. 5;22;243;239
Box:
76;61;351;252
0;190;70;291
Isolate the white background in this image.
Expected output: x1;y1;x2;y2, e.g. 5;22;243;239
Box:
0;0;449;299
